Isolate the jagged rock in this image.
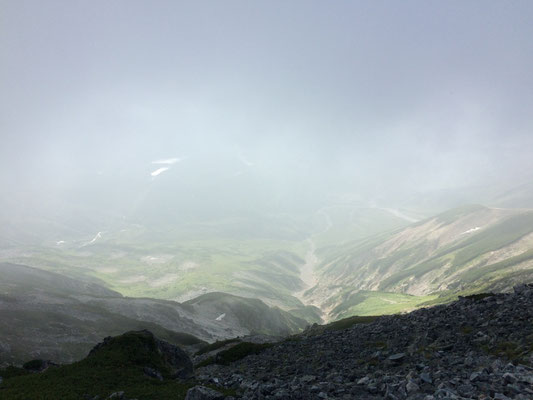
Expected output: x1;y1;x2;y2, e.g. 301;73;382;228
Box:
300;375;316;383
494;393;512;400
106;392;124;399
513;284;533;294
185;385;225;400
503;372;517;383
420;372;432;383
193;289;533;399
357;376;370;385
406;379;419;393
143;366;163;381
388;353;406;362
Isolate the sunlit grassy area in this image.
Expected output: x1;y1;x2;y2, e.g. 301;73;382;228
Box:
328;290;438;319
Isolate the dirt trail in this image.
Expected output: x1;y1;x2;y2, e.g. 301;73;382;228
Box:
293;239;319;303
293;209;331;306
378;207;419;223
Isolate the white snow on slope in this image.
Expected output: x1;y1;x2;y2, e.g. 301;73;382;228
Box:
84;232;102;246
461;227;481;235
152;158;181;165
151;167;169;177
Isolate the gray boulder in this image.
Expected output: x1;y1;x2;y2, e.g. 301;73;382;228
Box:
185;385;225;400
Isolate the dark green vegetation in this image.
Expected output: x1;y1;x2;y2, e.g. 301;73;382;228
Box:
0;331;232;400
0;366;29;379
483;337;533;364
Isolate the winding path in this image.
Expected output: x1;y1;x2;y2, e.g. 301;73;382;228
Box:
293;209;332;304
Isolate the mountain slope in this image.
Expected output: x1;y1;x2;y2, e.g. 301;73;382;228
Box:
195;285;533;400
305;205;533;318
0;263;309;365
183;292;308;337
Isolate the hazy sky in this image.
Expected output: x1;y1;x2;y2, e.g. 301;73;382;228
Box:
2;1;533;206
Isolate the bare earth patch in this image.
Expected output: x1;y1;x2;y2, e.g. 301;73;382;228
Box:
149;273;180;288
140;254;174;265
119;275;147;284
94;267;118;274
179;261;198;271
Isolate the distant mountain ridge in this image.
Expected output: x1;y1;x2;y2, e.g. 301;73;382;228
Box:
0;263;308;365
304;204;533;319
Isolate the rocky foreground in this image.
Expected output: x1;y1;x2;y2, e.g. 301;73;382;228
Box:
195;285;533;400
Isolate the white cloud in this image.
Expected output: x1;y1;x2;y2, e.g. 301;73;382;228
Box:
238;155;254;167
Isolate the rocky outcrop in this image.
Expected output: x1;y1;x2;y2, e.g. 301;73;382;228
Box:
89;330;193;379
197;284;533;399
185;385;226;400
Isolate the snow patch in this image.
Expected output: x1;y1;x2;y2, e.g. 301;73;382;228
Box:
215;313;226;321
461;227;481;235
151;167;169;177
152;158;181;165
83;232;102;246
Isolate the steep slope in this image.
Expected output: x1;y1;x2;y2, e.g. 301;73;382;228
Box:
3;287;533;399
182;292;308;337
195;285;533;400
305;205;533;318
0;263;309;365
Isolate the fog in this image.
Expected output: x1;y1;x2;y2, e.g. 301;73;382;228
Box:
2;1;533;234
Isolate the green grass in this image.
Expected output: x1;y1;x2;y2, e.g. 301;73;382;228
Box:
313;206;410;247
0;366;30;379
329;290;438;319
482;338;533;364
434;204;487;225
2;234;309;311
461;249;533;283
